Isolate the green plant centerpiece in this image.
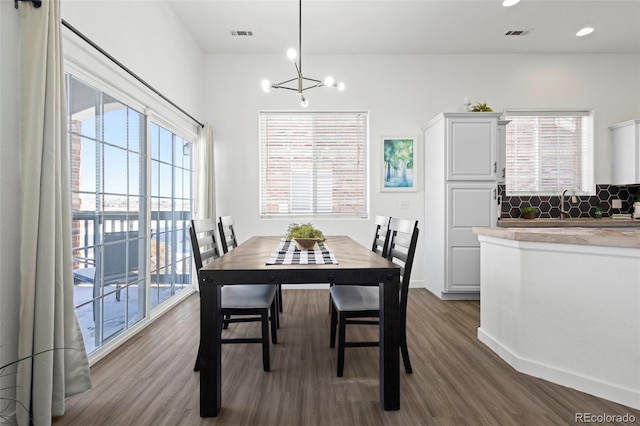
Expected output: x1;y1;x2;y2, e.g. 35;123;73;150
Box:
470;101;493;112
520;206;538;219
286;223;325;250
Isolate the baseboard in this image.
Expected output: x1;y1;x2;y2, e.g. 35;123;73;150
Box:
440;291;480;300
477;327;640;410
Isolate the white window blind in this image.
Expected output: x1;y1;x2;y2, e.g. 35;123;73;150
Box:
504;110;593;195
259;111;368;218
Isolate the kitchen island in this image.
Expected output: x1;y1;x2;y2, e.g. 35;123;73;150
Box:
472;226;640;409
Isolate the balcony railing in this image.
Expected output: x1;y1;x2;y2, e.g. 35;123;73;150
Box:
72;209;193;353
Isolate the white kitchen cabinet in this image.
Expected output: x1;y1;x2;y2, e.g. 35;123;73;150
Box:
496;120;510;183
423;112;501;299
445;114;500;180
446;183;497;293
610;119;640;185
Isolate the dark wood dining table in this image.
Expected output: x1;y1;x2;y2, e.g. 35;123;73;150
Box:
198;235;402;417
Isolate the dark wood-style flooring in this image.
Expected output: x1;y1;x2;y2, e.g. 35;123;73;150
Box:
54;289;639;425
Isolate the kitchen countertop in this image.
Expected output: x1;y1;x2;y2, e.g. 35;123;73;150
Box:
473;226;640;249
498;217;640;228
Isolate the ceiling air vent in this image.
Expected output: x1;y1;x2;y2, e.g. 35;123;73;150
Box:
505;29;532;36
231;30;253;37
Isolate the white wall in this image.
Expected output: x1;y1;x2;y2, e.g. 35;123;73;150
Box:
204;52;640;287
61;0;205;119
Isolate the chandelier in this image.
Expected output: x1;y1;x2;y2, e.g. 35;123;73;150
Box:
261;0;345;107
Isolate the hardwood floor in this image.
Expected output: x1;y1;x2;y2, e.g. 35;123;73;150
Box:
54;289;639;425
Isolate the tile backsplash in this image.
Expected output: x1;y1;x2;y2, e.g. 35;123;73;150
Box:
498;184;640;219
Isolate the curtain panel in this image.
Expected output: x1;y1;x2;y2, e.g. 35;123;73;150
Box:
18;1;91;424
194;123;216;221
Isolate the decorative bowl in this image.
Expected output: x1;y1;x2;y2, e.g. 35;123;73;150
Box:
293;238;321;251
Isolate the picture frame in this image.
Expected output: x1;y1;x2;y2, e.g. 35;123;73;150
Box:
381;136;418;192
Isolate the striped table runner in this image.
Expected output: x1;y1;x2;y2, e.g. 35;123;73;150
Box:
266;239;338;265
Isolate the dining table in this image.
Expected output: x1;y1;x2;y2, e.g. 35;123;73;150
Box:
197;235;402;417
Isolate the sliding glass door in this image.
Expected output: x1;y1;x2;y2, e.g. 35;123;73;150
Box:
67;75;193;354
149;122;193;308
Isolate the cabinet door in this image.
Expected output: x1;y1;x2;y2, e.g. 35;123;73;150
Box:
610;121;640;185
496;120;509;183
446;183;497;293
447;118;497;181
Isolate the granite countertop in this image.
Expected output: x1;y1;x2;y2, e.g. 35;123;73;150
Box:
498;218;640;228
473;226;640;249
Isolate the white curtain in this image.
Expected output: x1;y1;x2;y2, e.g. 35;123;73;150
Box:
18;1;91;425
192;123;215;292
194;123;216;221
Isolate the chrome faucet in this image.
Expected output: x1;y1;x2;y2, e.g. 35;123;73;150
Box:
560;188;577;219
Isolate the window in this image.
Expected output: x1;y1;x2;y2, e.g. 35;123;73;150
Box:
259;111;368;218
68;75;148;353
504;110;593;195
68;75;194;355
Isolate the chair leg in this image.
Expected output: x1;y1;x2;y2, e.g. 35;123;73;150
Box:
270;300;278;344
278;284;283;313
222;314;230;329
337;312;346;377
261;309;270;372
194;341;201;371
329;302;337;348
401;332;413;374
275;293;280;329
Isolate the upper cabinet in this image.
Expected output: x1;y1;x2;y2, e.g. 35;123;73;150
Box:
610;120;640;185
442;113;503;181
496;120;510;183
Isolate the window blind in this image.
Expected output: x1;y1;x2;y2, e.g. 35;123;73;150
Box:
504;110;593;195
259;111;368;218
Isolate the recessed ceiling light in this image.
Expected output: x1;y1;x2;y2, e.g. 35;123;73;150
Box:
502;0;521;7
576;27;595;37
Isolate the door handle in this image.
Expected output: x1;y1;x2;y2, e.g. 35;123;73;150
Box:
493;161;497;173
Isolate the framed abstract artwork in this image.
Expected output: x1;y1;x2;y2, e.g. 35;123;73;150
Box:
381;136;417;192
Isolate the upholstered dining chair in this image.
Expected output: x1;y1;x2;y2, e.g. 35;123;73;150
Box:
328;215;391;313
190;218;278;372
217;215;238;254
371;215;391;256
329;217;419;377
219;215;283;315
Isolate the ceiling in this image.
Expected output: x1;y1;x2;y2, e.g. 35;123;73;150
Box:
166;0;640;55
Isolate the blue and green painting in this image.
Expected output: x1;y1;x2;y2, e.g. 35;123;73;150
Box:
383;138;414;188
